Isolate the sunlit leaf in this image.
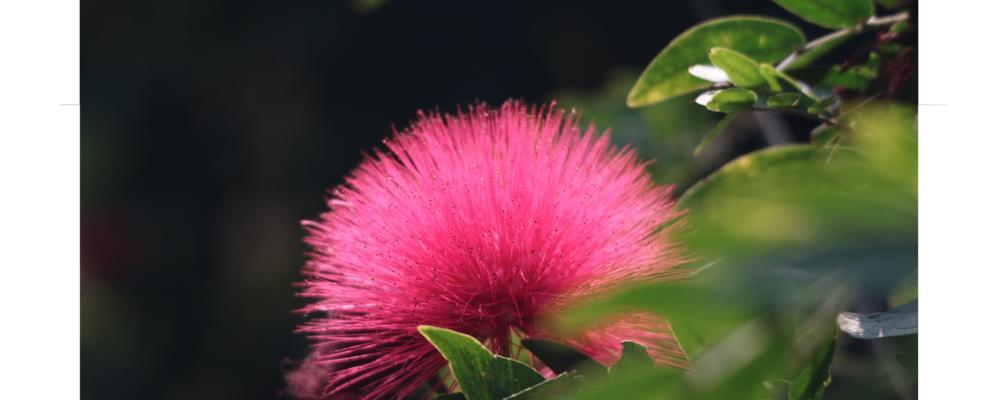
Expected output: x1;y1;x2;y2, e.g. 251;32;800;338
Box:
688;64;730;83
837;300;917;339
773;0;874;29
708;48;765;87
419;326;545;400
628;16;805;107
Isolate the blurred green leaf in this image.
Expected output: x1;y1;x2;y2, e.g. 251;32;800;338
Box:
789;336;836;400
708;48;765;87
772;0;874;29
678;142;916;261
608;341;656;377
504;372;582;400
807;96;838;115
767;93;801;109
419;326;545;400
559;282;756;360
809;123;838;147
696;88;758;113
671;321;708;361
628;16;805;107
435;394;467;400
520;339;607;379
694;113;739;156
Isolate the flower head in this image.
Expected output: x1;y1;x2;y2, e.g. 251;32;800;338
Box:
295;101;686;399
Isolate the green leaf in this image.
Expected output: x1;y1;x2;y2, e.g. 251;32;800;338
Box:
767;93;801;109
772;0;874;29
708;48;765;87
628;16;805;107
419;326;545;400
694;113;739;156
436;394;468;400
504;372;582;400
520;339;607;379
789;336;836;400
696;88;758;113
608;341;656;377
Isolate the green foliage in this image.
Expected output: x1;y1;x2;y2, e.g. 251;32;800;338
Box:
707;48;766;88
696;88;758;113
520;339;607;379
628;16;805;107
767;92;801;109
608;342;656;377
773;0;873;29
693;112;738;156
789;336;836;400
418;326;544;400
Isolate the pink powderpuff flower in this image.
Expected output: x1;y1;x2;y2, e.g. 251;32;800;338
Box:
293;101;687;399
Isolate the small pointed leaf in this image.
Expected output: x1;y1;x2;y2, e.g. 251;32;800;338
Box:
708;47;766;87
697;88;758;113
767;93;801;109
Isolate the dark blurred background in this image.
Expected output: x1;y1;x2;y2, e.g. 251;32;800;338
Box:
82;1;831;399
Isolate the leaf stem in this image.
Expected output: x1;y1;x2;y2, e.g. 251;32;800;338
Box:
776;11;910;71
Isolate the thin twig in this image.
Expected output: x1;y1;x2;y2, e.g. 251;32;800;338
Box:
776;11;910;71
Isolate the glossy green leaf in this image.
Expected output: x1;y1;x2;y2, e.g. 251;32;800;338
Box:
789;336;836;400
520;339;607;379
608;341;656;377
708;48;765;87
419;326;545;400
773;0;874;29
767;93;801;109
697;88;758;113
694;113;739;156
628;16;805;107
